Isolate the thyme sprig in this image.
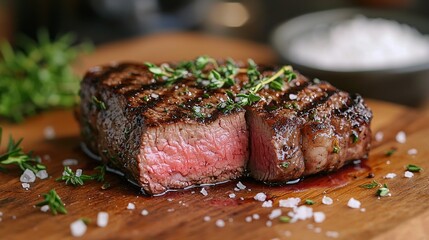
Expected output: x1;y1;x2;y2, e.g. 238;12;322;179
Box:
0;127;45;173
36;189;67;215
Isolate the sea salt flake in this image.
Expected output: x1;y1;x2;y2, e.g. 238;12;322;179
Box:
62;159;78;166
279;197;301;208
313;212;326;223
322;196;333;205
203;216;211;222
289;206;313;223
262;200;273;208
252;213;260;220
20;169;36;183
36;170;48;179
97;212;109;227
404;171;414;178
75;169;83;177
384;173;397;179
396;131;406;143
215;219;225;228
326;231;339;238
347;198;361;209
200;188;208;196
40;205;50;212
43;126;56;140
375;131;384;142
268;209;282;220
141;209;149;216
127;203;136;210
21;183;30;190
228;193;236;199
266;220;272;227
254;192;267;202
408;148;418;155
70;219;87;237
360;208;366;212
289;94;298;100
236;181;246;190
245;216;252;222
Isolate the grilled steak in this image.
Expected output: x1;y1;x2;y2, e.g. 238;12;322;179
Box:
79;57;372;195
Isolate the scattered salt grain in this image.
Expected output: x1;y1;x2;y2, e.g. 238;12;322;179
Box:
408;148;418;155
75;169;83;177
384;173;397;179
141;209;149;216
203;216;211;222
21;183;30;190
70;219;87;237
289;206;313;223
404;171;414;178
40;205;50;212
245;216;252;222
36;170;48;179
167;208;175;212
289;94;298;100
284;230;292;237
62;159;79;166
215;219;225;228
386;160;391;165
254;192;267;202
97;212;109;227
360;208;366;212
347;198;361;209
279;197;301;208
43;126;56;140
200;188;208;196
228;193;236;199
0;212;3;217
322;196;333;205
262;200;273;208
234;188;240;191
375;131;384;142
268;209;282;220
240;197;244;201
313;212;325;223
236;181;246;190
126;203;136;210
266;220;272;227
326;231;339;238
252;214;260;220
20;169;36;183
314;227;322;233
396;131;406;144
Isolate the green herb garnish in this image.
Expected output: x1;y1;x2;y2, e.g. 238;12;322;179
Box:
279;216;291;223
333;145;340;154
376;184;390;197
351;132;359;143
56;166;93;186
385;148;396;157
92;96;106;110
0;127;45;173
0;30;91;122
305;199;315;205
36;189;67;215
406;164;422;172
101;182;111;190
93;165;106;182
280;162;289;168
359;180;380;189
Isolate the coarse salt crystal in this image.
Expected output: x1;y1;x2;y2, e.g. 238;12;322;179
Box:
375;131;384;142
43;126;56;140
167;208;174;212
126;203;135;210
347;198;361;209
20;169;36;183
203;216;211;222
252;213;260;220
141;209;149;216
322;196;333;205
254;192;267;202
404;171;414;178
62;159;78;166
266;220;272;227
40;205;50;212
245;216;252;222
408;148;418;155
386;160;391;165
21;183;30;190
279;197;301;208
360;208;366;212
97;212;109;227
313;212;326;223
215;219;225;228
268;209;282;219
70;219;87;237
384;173;397;179
262;200;273;208
200;188;208;196
228;193;236;199
289;206;313;222
396;131;406;143
75;169;83;177
326;231;339;238
36;170;48;180
289;94;298;100
236;181;246;190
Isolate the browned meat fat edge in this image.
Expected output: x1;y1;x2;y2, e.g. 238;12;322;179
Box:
78;61;372;194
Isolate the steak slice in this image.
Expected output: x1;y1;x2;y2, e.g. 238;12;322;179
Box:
79;58;372;194
246;74;372;182
79;63;248;195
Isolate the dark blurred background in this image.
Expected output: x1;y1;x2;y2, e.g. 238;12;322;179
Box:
1;0;428;45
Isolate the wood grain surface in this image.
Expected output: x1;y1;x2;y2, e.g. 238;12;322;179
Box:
1;32;429;240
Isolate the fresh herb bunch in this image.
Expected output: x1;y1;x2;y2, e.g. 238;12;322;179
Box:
0;127;45;173
36;189;67;215
0;30;91;122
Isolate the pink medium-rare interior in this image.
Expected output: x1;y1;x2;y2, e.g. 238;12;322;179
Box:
138;112;248;194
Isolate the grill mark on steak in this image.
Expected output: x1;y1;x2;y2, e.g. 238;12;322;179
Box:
297;89;339;117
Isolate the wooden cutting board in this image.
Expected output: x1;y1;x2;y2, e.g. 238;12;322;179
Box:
1;33;429;240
